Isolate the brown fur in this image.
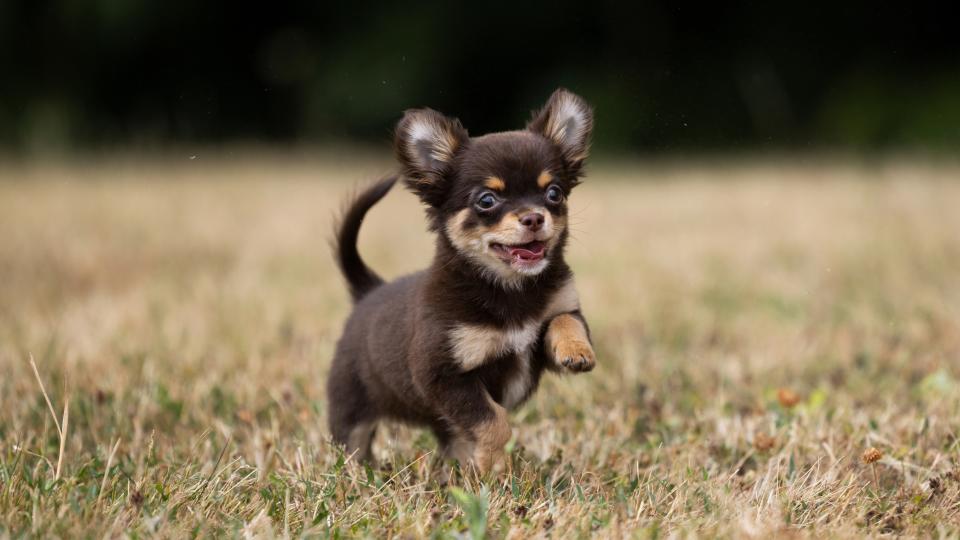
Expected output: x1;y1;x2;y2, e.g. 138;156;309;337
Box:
328;89;596;472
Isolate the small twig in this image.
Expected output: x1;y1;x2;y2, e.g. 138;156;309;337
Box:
56;400;69;481
97;438;122;510
29;354;69;481
29;355;61;438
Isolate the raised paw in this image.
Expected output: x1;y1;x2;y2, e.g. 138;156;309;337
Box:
546;313;596;373
554;339;596;372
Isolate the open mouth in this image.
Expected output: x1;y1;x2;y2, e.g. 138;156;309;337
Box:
490;240;546;265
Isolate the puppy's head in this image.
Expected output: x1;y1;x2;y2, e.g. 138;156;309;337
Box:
395;89;593;286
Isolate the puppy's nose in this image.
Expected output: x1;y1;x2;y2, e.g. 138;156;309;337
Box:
519;212;545;231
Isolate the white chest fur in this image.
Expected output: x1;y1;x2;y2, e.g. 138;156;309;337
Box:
448;321;541;371
447;278;581;372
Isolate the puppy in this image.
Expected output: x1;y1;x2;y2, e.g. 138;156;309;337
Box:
327;88;596;472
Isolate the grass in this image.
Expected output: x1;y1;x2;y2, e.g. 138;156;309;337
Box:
2;153;960;537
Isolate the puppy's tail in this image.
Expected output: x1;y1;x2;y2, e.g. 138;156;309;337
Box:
333;176;398;302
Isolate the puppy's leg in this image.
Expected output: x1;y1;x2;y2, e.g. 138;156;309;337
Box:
469;396;512;473
545;312;596;372
330;408;378;462
346;421;378;462
330;409;378;462
327;359;378;462
428;378;511;474
432;424;474;463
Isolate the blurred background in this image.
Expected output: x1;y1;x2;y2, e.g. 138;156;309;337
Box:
4;3;960;536
1;1;957;156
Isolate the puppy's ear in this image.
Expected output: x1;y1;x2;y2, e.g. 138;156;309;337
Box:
528;88;593;171
395;108;468;207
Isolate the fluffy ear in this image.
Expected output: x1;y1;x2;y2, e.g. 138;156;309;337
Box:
395;108;468;207
527;88;593;169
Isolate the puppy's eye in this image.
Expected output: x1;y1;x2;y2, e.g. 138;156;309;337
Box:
475;192;498;211
545;185;564;204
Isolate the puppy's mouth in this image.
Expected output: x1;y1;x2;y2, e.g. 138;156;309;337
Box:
490;240;546;265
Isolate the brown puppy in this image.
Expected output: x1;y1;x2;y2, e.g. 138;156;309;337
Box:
327;88;596;472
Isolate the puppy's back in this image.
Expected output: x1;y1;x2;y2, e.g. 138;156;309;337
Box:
330;271;437;421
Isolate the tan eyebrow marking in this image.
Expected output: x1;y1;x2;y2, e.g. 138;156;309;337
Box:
484;177;506;191
537;170;554;188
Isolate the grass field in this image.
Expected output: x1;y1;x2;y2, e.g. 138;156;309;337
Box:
2;154;960;537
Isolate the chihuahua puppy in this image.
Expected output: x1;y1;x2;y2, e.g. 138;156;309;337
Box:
327;88;596;472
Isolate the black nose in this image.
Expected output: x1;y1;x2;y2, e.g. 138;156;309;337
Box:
520;212;545;231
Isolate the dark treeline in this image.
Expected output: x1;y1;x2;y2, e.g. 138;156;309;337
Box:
1;1;957;154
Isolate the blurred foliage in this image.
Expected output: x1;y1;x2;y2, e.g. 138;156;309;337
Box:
0;1;957;154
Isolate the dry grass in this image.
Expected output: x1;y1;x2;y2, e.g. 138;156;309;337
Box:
2;153;960;538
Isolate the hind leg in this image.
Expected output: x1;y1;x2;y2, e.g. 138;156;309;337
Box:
329;397;378;462
345;420;377;462
432;423;473;464
327;359;378;462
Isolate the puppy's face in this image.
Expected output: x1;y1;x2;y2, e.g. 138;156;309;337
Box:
395;89;593;285
441;133;570;281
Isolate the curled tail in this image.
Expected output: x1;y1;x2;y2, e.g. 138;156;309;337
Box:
333;176;398;302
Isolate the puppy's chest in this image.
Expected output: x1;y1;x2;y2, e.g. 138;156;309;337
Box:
449;321;541;410
446;278;580;372
448;320;542;371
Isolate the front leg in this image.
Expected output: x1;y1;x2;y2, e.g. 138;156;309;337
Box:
423;371;512;474
466;395;511;473
545;311;596;373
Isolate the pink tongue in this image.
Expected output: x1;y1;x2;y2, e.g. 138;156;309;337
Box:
509;242;544;261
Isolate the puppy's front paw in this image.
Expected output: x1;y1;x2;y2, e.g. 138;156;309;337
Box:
546;313;596;373
554;338;596;373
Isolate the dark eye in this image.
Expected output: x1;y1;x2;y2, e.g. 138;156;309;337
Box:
546;185;564;204
475;192;498;211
